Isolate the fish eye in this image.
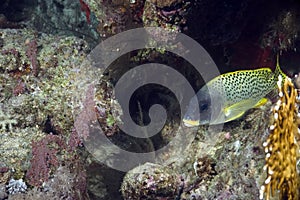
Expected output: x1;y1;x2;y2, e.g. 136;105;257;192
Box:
200;103;209;111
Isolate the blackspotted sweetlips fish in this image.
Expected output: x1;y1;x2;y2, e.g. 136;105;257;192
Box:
183;57;286;126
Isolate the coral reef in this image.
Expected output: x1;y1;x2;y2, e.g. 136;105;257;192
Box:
2;1;300;199
260;75;300;200
0;28;91;198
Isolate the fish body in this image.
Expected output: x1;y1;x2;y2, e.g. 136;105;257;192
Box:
183;59;286;126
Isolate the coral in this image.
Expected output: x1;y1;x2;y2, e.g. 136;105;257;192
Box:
8;166;89;200
121;162;181;200
12;79;26;96
68;127;84;150
42;165;88;199
74;84;97;140
0;126;45;172
25;39;39;77
94;81;121;137
0;31;33;75
0;27;90;198
0;27;90;165
0;106;17;132
260;75;300;200
26;135;65;187
6;178;27;194
25;134;88;198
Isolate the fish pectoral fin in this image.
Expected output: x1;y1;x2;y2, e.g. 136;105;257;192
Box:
223;107;246;123
223;98;265;123
224;110;246;123
223;103;246;122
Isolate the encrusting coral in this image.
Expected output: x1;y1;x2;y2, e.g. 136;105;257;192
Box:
260;75;300;200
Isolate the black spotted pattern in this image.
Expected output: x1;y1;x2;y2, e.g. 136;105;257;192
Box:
207;67;282;105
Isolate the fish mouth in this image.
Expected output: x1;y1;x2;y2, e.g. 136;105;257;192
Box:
183;119;200;127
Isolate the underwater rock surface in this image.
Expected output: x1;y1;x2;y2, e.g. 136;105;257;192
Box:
121;162;181;199
120;101;273;199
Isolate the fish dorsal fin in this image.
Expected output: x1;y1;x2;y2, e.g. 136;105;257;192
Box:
275;54;287;81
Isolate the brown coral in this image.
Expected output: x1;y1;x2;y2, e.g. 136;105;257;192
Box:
260;75;300;200
26;135;66;187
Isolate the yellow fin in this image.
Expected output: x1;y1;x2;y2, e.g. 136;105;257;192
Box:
223;98;266;123
254;98;268;108
183;119;199;127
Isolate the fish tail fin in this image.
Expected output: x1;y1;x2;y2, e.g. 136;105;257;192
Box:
275;54;287;81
